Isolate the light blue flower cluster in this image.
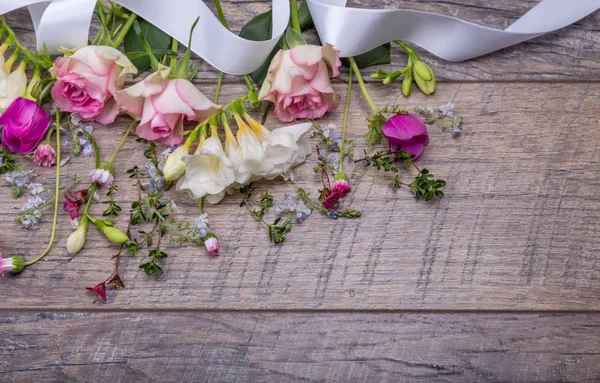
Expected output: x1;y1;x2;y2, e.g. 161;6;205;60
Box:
275;194;312;223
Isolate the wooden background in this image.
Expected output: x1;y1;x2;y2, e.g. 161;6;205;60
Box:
1;1;600;381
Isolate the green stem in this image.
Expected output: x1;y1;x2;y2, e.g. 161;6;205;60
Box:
289;0;301;32
244;74;256;93
214;72;223;104
112;12;138;48
170;39;178;70
212;0;229;29
82;183;98;218
198;197;204;215
347;57;378;113
339;65;353;174
24;110;62;267
394;40;420;62
107;119;136;164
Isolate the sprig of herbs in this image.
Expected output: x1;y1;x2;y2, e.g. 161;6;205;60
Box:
102;184;122;216
356;148;446;201
297;187;361;220
0;148;17;174
240;183;292;244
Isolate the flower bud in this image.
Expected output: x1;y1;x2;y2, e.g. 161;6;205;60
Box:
332;173;352;198
0;255;24;274
163;141;191;181
90;168;113;188
67;220;88;254
402;70;412;97
370;69;389;80
203;234;219;256
413;62;436;95
32;144;57;167
100;226;129;245
413;61;433;81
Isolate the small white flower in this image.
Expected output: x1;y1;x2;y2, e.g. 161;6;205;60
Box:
439;102;454;117
177;136;236;204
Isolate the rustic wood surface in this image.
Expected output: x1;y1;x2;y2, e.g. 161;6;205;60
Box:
1;1;600;382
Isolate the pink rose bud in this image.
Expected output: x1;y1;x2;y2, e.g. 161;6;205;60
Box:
90;168;113;188
115;71;220;146
0;97;51;154
322;191;340;210
332;173;351;198
204;236;219;256
50;46;137;124
258;43;342;122
32;144;57;167
382;112;429;160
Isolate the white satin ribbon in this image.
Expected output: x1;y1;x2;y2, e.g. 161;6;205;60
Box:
307;0;600;61
0;0;598;73
0;0;289;75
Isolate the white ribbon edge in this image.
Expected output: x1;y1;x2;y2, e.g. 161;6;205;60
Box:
306;0;600;61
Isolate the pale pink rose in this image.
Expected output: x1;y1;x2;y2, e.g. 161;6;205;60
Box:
32;144;57;167
115;71;220;146
50;46;137;124
258;43;342;123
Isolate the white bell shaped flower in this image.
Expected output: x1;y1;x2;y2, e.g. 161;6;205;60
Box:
249;120;313;181
177;130;236;204
0;62;26;111
223;119;251;185
234;114;269;174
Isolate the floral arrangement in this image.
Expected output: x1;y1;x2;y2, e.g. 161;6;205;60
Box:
0;0;462;301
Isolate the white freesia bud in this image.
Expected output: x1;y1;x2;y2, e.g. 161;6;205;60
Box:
163;141;191;181
67;220;88;254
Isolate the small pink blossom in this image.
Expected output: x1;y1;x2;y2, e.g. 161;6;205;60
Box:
86;282;107;301
204;236;219;256
259;43;342;122
63;189;89;220
0;254;24;274
332;178;351;198
32;144;57;167
382;113;429;160
90;169;113;188
322;191;340;210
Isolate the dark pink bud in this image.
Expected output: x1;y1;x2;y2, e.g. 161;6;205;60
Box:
332;179;351;198
32;144;57;167
0;98;51;154
322;192;340;210
382;112;429;159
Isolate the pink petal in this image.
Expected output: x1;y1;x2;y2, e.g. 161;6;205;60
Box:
321;43;342;77
93;97;120;124
289;45;324;67
308;61;334;93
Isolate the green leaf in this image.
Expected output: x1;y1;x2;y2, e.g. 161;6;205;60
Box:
124;18;171;76
285;28;306;48
298;1;313;29
342;43;391;69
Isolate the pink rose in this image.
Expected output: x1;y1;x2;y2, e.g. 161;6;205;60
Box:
115;71;220;145
50;46;137;124
258;43;342;122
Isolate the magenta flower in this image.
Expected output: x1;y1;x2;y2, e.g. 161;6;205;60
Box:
382;113;429;160
0;97;51;154
63;189;89;220
322;192;340;210
86;282;107;301
32;144;57;167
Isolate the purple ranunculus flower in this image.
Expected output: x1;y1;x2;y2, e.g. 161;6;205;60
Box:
0;97;51;154
382;112;429;160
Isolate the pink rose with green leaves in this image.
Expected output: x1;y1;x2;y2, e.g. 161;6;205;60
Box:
50;46;137;124
259;43;342;122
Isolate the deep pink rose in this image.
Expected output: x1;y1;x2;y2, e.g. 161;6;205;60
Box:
382;113;430;159
259;43;342;122
115;71;220;145
50;46;137;124
0;97;51;154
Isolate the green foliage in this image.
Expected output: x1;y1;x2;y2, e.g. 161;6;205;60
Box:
0;148;16;174
409;169;446;201
341;43;391;69
124;18;172;76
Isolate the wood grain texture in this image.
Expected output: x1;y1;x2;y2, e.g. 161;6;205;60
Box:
1;312;600;382
1;82;599;310
4;0;600;82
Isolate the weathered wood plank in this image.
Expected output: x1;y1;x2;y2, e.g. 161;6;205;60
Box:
0;82;599;310
0;312;599;382
4;0;600;81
